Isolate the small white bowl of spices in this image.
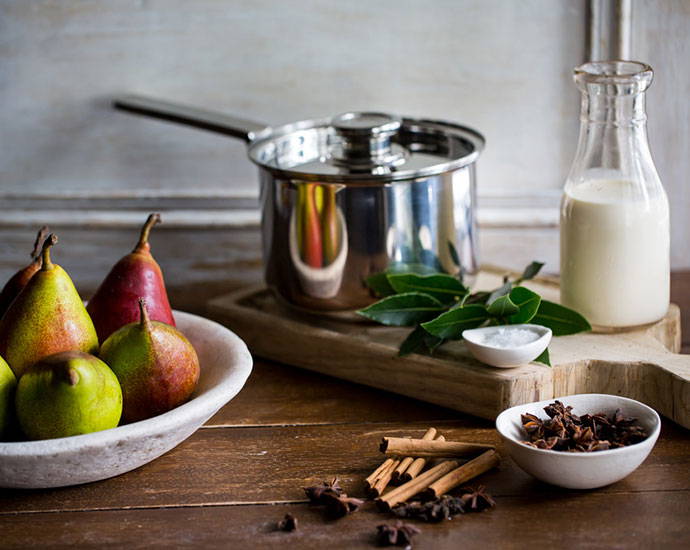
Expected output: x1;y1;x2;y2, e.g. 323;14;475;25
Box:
496;394;661;489
462;324;552;368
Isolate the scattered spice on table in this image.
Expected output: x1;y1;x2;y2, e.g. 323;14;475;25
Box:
323;493;364;518
521;400;648;452
460;485;496;512
277;513;298;532
376;521;421;548
392;486;496;522
392;495;465;523
304;478;344;502
295;427;496;545
303;477;363;518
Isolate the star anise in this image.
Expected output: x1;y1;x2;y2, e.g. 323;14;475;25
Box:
544;400;577;421
376;521;421;548
303;477;362;519
392;495;465;523
277;513;298;532
460;486;496;512
521;413;544;439
520;401;648;453
322;492;364;519
303;477;343;503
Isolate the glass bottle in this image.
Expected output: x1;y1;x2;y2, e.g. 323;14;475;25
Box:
560;61;670;329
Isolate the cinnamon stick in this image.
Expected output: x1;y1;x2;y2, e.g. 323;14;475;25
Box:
391;428;437;483
369;459;400;498
422;449;500;500
364;458;395;490
376;460;459;511
381;437;494;458
400;434;445;483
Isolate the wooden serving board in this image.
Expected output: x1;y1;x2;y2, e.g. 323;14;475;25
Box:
208;269;690;429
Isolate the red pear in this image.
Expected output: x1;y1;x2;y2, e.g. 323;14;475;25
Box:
99;299;199;423
87;213;175;343
0;226;49;319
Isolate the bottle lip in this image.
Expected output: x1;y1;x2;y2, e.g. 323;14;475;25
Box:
574;60;653;85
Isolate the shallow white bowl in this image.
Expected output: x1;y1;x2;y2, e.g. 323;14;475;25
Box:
496;393;660;489
0;310;253;489
463;324;552;368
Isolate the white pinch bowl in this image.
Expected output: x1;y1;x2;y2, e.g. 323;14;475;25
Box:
0;310;253;489
462;324;552;368
495;393;661;489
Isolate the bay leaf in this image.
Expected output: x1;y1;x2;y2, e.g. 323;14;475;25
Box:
508;286;542;324
487;281;512;304
421;305;489;339
447;240;461;268
534;347;551;366
487;294;519;318
398;326;444;356
365;272;396;297
531;300;592;336
357;292;445;327
518;261;545;282
388;273;468;304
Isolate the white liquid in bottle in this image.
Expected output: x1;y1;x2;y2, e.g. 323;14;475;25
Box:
560;179;670;328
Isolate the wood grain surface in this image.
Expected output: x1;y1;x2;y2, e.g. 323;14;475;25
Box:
1;275;690;549
1;491;688;550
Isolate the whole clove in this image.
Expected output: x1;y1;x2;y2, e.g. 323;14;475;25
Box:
277;513;298;532
376;521;421;548
521;400;648;452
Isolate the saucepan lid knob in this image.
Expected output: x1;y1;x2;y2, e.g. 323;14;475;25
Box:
330;112;404;168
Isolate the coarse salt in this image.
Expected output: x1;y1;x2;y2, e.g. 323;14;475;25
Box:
479;327;541;348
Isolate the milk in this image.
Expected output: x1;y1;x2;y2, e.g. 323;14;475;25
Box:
560;179;670;328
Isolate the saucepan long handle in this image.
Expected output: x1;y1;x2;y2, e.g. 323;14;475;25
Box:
113;95;269;143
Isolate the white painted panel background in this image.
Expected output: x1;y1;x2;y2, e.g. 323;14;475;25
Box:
0;0;583;204
0;0;688;268
633;0;690;268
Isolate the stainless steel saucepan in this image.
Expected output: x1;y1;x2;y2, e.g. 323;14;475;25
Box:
114;96;485;312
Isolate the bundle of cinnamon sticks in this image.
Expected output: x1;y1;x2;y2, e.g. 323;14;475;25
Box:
364;427;499;510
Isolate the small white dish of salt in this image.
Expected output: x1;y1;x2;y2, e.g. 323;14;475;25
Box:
462;324;552;368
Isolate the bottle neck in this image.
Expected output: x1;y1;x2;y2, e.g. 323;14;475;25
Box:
581;88;648;126
570;88;659;187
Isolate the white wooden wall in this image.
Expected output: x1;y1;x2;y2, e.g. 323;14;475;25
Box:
0;0;688;278
0;1;583;208
634;0;690;268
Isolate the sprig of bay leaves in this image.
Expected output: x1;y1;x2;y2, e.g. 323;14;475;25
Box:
357;261;591;366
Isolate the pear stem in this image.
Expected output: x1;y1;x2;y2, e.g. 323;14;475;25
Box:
31;226;50;260
66;367;80;387
54;364;80;387
41;234;58;271
134;213;161;252
138;298;152;329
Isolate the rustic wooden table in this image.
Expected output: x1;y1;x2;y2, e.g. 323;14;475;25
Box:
2;275;690;549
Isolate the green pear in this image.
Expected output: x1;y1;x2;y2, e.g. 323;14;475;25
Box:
0;355;17;439
100;299;199;423
15;351;122;440
0;234;98;378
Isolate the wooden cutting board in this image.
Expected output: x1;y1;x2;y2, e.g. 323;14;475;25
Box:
208;268;690;429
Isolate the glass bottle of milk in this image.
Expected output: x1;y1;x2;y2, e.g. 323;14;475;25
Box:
560;61;670;329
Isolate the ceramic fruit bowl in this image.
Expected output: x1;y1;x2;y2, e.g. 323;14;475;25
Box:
0;310;252;489
495;393;660;489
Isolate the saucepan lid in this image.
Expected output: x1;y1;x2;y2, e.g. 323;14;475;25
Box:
248;111;485;183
